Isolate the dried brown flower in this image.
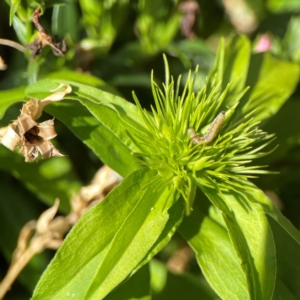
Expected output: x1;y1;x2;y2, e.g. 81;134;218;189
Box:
27;7;67;58
0;84;71;162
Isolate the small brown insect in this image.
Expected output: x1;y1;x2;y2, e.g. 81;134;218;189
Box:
187;111;225;145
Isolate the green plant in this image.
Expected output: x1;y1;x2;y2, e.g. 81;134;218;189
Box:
1;1;300;299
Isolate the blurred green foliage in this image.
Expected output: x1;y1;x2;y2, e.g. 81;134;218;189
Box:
1;0;300;299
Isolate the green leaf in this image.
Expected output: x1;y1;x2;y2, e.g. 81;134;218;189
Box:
283;16;300;63
267;216;300;298
133;198;184;273
196;180;300;299
27;57;44;84
45;100;138;177
241;52;299;122
32;168;178;300
199;182;276;300
104;263;151;300
0;147;80;213
25;78;147;136
179;199;250;300
136;0;180;55
25;78;148;176
263;98;300;161
12;14;29;44
210;35;299;123
52;2;78;41
9;0;20;26
46;70;120;95
267;0;300;12
223;35;251;94
243;185;300;298
222;35;251;108
0;86;25;119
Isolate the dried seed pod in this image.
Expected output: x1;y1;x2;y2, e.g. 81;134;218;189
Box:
188;111;225;145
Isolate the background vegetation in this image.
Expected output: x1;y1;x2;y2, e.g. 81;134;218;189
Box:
1;0;300;299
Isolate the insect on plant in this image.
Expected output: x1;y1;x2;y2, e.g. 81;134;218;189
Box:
187;111;226;145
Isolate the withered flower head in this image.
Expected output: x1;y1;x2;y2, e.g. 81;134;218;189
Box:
27;7;67;58
0;84;71;162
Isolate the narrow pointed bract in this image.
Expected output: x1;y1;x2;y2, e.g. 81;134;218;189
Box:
132;54;274;214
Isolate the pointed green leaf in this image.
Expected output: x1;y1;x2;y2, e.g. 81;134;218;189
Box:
179;200;250;299
9;0;20;26
25;79;148;176
223;35;251;93
0;86;25;119
133;198;185;274
12;15;29;44
200;184;276;300
244;185;300;298
32;168;178;300
267;216;300;297
222;35;251;108
241;53;299;122
45;101;138;177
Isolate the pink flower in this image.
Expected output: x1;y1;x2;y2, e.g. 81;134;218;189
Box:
255;34;272;53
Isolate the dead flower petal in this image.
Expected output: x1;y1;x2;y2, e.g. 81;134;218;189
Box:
21;84;71;120
19;142;39;162
37;119;57;140
0;126;21;151
50;146;64;158
37;140;63;159
0;84;70;161
35;84;72;119
18;114;38;134
36;199;60;234
21;99;40;120
0;56;7;70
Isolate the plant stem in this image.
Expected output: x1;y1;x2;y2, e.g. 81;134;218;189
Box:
0;248;34;299
0;38;25;52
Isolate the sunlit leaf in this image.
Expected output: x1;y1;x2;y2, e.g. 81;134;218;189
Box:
31;168;178;299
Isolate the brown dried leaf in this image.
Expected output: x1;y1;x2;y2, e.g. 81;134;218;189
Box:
36;199;60;234
37;141;62;159
0;56;7;70
0;126;20;151
37;84;72;118
12;220;36;262
36;119;57;140
21;99;40;120
26;7;67;58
